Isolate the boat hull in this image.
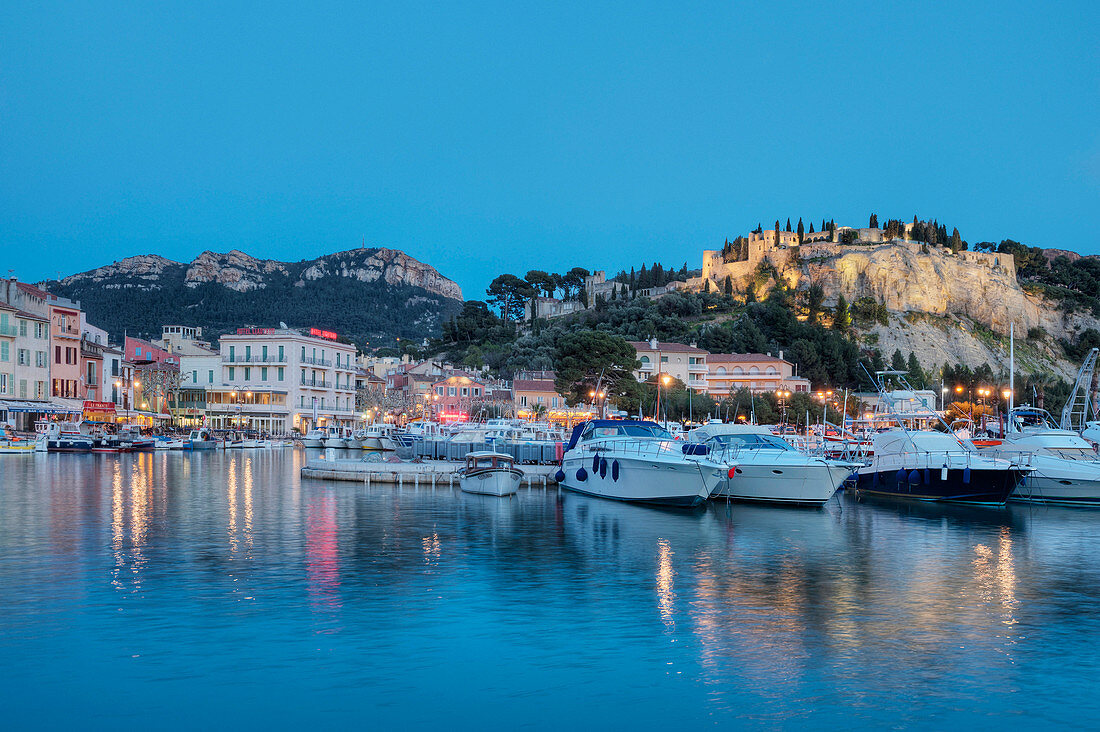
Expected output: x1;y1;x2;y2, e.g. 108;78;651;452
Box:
712;462;853;505
1011;475;1100;505
559;454;716;507
323;438;347;449
855;467;1022;504
460;469;522;496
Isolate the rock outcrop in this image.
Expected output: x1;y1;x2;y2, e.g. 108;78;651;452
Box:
299;248;463;300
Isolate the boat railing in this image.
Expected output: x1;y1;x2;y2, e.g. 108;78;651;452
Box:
572;439;684;459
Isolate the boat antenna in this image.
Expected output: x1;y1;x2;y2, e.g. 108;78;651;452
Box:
859;363;969;452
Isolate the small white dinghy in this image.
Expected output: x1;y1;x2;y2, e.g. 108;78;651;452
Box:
460;451;523;497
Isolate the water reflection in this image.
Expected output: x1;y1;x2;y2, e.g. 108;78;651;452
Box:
3;454;1100;728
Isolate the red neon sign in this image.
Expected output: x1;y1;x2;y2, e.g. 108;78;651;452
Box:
310;328;338;341
236;327;277;335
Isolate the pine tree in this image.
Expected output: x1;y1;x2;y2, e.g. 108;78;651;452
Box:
891;349;907;372
832;294;851;332
950;227;962;251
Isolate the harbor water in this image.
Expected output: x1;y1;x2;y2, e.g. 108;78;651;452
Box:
2;450;1099;729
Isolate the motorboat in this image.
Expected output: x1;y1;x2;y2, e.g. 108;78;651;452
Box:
460;451;524;496
300;428;326;448
976;407;1100;505
556;420;722;507
34;421;94;453
323;426;350;449
360;423;401;451
689;423;856;505
855;429;1027;504
183;428;218;450
0;425;34;454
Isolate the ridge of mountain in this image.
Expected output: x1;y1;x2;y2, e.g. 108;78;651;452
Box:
48;247;464;346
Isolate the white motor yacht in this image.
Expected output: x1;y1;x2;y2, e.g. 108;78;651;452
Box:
690;423;856;505
361;423;401;451
977;407;1100;505
323;427;350;449
556;420;722;507
300;428;327;448
460;451;523;496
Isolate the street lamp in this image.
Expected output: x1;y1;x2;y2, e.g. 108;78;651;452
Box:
656;373;671;422
777;389;791;426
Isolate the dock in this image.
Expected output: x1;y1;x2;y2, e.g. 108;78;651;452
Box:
301;456;560;487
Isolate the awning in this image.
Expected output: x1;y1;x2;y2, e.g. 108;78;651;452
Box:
0;399;82;414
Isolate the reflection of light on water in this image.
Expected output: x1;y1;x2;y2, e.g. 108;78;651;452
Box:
657;538;675;629
111;461;124;590
110;453;154;594
243;456;254;554
422;532;441;564
306;494;342;616
973;529;1018;627
227;457;238;555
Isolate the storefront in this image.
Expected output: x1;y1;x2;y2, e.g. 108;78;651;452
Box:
0;399;83;431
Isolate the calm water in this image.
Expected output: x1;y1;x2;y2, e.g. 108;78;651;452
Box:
1;451;1099;729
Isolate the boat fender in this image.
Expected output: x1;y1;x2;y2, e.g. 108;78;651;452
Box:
941;466;948;481
908;470;921;484
727;465;738;479
554;469;566;483
599;457;607;478
611;460;619;481
592;454;600;473
576;468;587;482
896;468;907;485
555;442;564;462
963;467;971;484
923;468;930;485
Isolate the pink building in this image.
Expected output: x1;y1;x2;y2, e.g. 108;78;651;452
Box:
125;336;178;366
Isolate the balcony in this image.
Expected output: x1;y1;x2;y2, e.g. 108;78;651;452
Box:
688;364;708;373
300;357;332;367
222;355;288;364
0;324;17;337
300;378;332;389
296;404;355;414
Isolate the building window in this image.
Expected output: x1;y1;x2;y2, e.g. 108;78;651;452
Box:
716;366;726;375
461;387;468;397
0;342;7;362
261;367;268;381
19;379;27;398
278;346;284;361
277;367;284;381
244;367;251;381
520;396;527;406
17;348;28;365
262;346;268;360
448;387;456;396
436;386;444;396
660;356;668;363
55;345;61;363
208;370;214;384
228;367;235;380
19;320;27;337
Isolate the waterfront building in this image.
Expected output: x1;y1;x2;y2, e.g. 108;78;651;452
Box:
705;353;811;396
513;370;566;417
430;372;486;421
0;301;16;401
218;327;357;433
628;339;709;392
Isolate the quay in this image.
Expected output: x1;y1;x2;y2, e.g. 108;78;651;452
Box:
301;456;560;487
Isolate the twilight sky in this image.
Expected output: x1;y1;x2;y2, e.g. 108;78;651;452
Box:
2;1;1098;300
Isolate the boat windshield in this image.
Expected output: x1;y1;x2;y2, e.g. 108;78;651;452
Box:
707;433;795;451
587;424;673;440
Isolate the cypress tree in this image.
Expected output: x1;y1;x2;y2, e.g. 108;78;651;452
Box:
723;275;733;296
809;222;815;234
797;217;805;244
785;218;792;232
703;279;711;293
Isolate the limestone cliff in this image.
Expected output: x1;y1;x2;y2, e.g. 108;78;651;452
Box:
794;241;1099;377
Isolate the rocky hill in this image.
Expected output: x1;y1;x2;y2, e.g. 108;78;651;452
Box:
790;241;1098;378
48;247;464;347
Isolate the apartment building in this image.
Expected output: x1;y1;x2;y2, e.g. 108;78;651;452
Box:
705;353;811;395
628;339;709;392
217;327;357;432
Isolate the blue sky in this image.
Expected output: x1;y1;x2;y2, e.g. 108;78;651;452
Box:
2;1;1098;300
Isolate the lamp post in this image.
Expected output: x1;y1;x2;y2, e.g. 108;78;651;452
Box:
656;373;670;422
777;389;791;426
